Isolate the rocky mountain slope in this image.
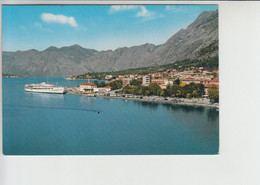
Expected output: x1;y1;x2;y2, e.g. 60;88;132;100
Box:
2;10;218;76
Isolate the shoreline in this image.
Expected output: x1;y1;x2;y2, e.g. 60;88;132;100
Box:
65;87;219;108
98;96;219;108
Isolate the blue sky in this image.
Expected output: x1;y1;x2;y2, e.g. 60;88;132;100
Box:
2;5;217;52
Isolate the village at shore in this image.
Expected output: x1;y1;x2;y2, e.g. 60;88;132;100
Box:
64;66;219;108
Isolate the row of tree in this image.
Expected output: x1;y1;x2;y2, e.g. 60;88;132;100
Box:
121;81;219;102
207;87;219;102
121;82;205;98
94;80;123;90
94;79;219;102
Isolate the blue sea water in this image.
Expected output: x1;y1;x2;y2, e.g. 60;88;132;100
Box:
2;77;219;155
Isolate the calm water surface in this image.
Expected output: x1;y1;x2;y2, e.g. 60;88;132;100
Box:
3;77;219;155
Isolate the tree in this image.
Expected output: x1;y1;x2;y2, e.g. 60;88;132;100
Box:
133;86;141;95
148;83;161;96
145;90;150;96
180;82;187;87
165;84;172;97
174;78;181;85
192;90;197;98
176;90;182;97
197;83;205;97
160;89;167;97
108;80;123;90
141;86;149;96
208;87;219;102
130;79;142;86
97;81;106;87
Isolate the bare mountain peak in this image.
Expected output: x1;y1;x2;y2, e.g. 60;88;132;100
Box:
29;49;39;52
188;10;218;29
43;46;59;52
69;44;85;49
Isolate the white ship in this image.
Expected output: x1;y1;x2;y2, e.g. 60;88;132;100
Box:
24;82;65;94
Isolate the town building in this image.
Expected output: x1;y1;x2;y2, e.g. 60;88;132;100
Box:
202;78;219;95
93;86;112;93
151;78;168;85
212;70;219;74
85;75;92;79
142;75;151;86
65;75;77;80
181;77;201;84
79;83;97;93
210;78;219;85
105;75;113;80
123;78;132;86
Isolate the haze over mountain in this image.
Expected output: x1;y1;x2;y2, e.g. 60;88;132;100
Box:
2;10;218;76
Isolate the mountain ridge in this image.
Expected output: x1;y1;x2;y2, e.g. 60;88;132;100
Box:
2;10;218;76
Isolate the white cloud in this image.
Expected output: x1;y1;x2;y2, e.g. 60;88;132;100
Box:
109;5;138;13
109;5;156;21
41;13;78;27
136;6;154;17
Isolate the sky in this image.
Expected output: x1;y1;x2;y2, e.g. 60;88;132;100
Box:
2;5;218;52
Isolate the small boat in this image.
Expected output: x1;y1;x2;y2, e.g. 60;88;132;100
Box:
24;82;65;94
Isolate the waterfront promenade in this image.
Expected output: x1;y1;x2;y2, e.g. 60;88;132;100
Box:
64;87;219;108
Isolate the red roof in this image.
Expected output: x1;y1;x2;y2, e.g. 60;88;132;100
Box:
184;77;195;80
201;80;211;83
204;84;219;88
81;83;96;86
211;78;219;83
104;86;111;89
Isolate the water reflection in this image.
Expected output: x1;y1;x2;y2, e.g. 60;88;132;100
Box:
133;101;159;110
132;101;219;121
80;96;96;104
162;104;205;113
25;92;64;101
133;100;207;112
207;108;219;121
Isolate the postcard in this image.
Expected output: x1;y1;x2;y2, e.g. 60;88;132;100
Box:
2;4;219;155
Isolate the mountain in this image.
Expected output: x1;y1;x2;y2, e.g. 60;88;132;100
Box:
2;10;218;76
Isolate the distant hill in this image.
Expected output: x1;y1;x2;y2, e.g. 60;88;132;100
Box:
2;10;218;76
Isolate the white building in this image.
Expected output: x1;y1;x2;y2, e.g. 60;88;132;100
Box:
142;75;151;86
93;86;112;93
105;75;113;80
79;83;97;92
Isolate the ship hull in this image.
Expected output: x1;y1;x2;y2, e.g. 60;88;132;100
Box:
25;88;65;94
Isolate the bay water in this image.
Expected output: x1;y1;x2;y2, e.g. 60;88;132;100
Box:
2;77;219;155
